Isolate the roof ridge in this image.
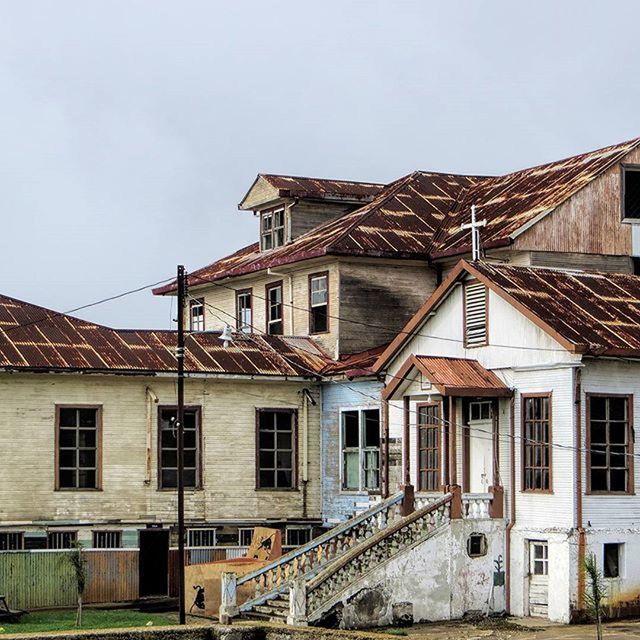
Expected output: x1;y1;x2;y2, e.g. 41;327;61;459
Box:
259;172;386;187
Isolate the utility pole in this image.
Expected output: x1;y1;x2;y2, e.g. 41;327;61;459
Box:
176;264;186;625
460;204;487;261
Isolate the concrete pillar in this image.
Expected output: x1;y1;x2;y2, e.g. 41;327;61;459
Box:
219;572;238;623
287;577;308;626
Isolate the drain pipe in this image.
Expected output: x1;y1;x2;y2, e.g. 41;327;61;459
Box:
505;394;516;613
145;386;159;485
300;388;316;519
575;368;585;616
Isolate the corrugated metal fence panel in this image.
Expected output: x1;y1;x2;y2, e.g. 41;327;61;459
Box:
0;551;76;610
84;550;138;603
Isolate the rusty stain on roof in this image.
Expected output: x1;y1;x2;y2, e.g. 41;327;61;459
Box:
0;294;331;377
321;343;389;378
155;137;640;295
259;174;385;201
470;261;640;357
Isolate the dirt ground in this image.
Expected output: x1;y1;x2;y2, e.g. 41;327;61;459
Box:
403;617;640;639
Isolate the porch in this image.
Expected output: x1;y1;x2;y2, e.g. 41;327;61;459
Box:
383;355;513;519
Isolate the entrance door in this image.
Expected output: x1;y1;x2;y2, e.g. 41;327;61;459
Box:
528;541;549;617
468;401;493;493
139;529;170;597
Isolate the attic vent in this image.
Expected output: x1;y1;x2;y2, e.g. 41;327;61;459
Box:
464;281;487;347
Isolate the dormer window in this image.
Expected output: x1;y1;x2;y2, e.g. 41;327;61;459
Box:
623;166;640;221
189;298;205;331
261;207;286;251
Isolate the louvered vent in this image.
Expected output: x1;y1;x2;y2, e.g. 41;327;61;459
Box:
464;282;487;347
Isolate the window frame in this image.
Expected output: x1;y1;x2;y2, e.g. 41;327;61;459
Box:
463;280;488;348
255;408;298;491
265;281;284;335
308;271;330;335
339;407;381;493
238;527;254;546
157;405;203;491
0;532;24;551
285;526;312;548
260;206;287;251
92;530;122;549
621;164;640;222
235;288;253;333
187;528;217;548
521;393;553;494
416;401;442;492
189;298;205;332
603;542;623;579
586;393;634;495
55;405;103;492
47;530;78;549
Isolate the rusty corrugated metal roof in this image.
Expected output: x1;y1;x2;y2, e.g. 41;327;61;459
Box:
260;174;385;200
471;261;640;357
0;294;331;377
321;343;389;378
155;136;640;295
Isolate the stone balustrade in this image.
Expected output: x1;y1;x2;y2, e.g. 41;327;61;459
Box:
461;493;492;519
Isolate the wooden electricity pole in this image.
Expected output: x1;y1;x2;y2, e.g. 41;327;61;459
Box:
176;264;186;625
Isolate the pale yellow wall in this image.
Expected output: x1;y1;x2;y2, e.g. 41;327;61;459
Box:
0;373;321;525
191;260;339;356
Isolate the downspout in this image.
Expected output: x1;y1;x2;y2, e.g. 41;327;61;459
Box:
575;367;585;617
383;399;390;498
505;395;516;613
301;388;315;519
145;386;159;485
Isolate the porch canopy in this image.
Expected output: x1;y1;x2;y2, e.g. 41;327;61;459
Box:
382;354;512;400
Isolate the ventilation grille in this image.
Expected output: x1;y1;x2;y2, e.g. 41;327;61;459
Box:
464;282;487;347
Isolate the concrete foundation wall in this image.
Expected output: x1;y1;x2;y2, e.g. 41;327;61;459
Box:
312;518;506;628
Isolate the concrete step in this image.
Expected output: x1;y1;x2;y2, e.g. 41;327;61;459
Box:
240;609;287;623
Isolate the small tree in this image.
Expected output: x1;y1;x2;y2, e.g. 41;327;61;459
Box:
584;552;606;640
67;541;87;627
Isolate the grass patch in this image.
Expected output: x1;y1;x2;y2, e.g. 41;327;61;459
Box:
384;630;408;636
0;609;176;635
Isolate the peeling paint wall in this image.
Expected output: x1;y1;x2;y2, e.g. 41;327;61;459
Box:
313;519;506;627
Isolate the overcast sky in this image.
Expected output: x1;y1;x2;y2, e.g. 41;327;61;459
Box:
2;1;639;329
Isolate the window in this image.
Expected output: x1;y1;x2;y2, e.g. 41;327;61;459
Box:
417;403;440;491
604;543;622;578
257;409;296;489
266;282;284;335
341;409;381;491
0;532;24;551
623;166;640;220
285;527;312;547
309;273;329;334
470;401;492;421
56;406;101;490
529;541;548;576
464;281;487;347
238;528;254;546
467;533;487;558
93;530;122;549
588;395;632;493
158;406;201;489
187;528;217;548
48;531;77;549
189;298;205;331
522;395;552;492
261;207;286;250
236;289;252;333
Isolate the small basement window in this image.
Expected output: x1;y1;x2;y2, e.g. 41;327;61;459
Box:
467;533;487;557
48;531;77;549
93;530;122;549
623;167;640;220
238;528;254;546
187;528;217;548
0;532;24;551
604;543;622;578
285;527;312;547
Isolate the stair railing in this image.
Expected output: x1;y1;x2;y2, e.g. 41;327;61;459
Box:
301;493;453;621
231;491;404;612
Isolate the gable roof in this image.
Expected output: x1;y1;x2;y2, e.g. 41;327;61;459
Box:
156;136;640;295
382;354;512;400
0;294;331;377
238;173;385;210
375;259;640;371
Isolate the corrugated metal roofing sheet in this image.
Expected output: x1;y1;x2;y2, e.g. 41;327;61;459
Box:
260;174;385;200
0;294;331;377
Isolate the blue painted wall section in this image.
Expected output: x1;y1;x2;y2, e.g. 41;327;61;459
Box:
320;379;383;527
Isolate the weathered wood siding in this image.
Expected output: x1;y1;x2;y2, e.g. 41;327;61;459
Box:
529;251;633;273
194;261;339;356
289;201;355;240
514;146;640;255
338;260;435;355
0;374;321;525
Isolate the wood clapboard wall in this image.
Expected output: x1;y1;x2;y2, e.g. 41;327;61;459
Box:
0;550;138;610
